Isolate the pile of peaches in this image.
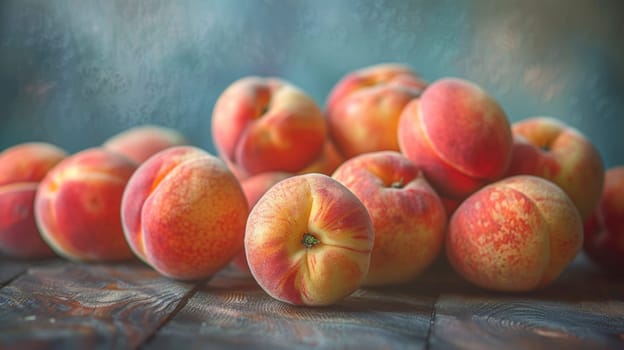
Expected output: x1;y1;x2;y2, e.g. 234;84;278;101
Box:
1;63;622;306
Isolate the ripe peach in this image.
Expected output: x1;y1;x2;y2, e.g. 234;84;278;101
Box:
583;166;624;274
398;78;513;200
34;147;138;261
332;151;447;286
0;142;67;259
121;146;249;280
103;124;187;163
326;63;426;158
506;117;605;221
212;77;327;178
446;175;583;292
245;173;374;306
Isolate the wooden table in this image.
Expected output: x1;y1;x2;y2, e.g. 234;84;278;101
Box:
1;252;622;349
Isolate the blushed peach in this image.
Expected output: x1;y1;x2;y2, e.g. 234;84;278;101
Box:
245;173;374;306
446;175;583;291
121;146;249;280
326;63;426;158
583;166;624;274
0;142;67;259
398;78;513;200
35;147;137;261
332;151;447;286
212;77;327;178
506;117;605;221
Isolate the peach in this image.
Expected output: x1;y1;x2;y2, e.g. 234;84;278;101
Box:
332;151;447;286
446;175;583;292
230;171;293;273
121;146;249;280
212;77;327;178
245;173;374;306
326;63;426;158
506;117;605;221
103;124;187;163
34;147;138;261
583;166;624;274
0;142;67;259
398;77;513;200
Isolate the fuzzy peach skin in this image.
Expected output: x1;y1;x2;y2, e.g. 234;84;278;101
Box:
121;146;249;280
446;175;583;292
0;142;67;258
583;166;624;274
212;77;327;178
230;171;293;273
34;147;137;261
398;78;513;200
103;124;187;163
245;173;374;306
332;151;447;286
325;63;426;159
506;117;605;221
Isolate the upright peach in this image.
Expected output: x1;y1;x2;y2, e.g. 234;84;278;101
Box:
506;117;605;220
332;151;447;286
103;124;187;163
583;166;624;274
245;173;374;306
398;78;513;200
0;143;67;258
121;146;248;280
446;175;583;292
34;147;138;261
212;77;327;178
326;63;426;158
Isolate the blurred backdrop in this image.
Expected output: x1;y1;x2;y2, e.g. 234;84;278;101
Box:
1;0;623;167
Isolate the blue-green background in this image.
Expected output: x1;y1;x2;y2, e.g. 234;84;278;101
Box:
1;0;623;167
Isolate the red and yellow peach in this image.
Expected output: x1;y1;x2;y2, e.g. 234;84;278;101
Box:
212;77;327;178
326;63;426;158
398;77;513;200
121;146;249;280
245;173;374;306
332;151;447;286
0;142;67;258
34;147;138;261
446;175;583;291
506;117;605;221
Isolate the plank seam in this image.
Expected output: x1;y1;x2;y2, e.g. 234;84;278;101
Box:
424;295;439;350
139;281;203;348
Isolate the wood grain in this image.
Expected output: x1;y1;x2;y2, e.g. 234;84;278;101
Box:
0;260;196;349
429;294;624;350
0;258;32;286
144;267;436;350
0;252;621;349
428;254;624;350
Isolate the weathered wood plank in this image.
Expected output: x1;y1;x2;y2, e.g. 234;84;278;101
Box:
143;267;435;350
0;260;197;349
429;295;624;350
428;253;624;350
0;259;31;286
0;256;62;286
